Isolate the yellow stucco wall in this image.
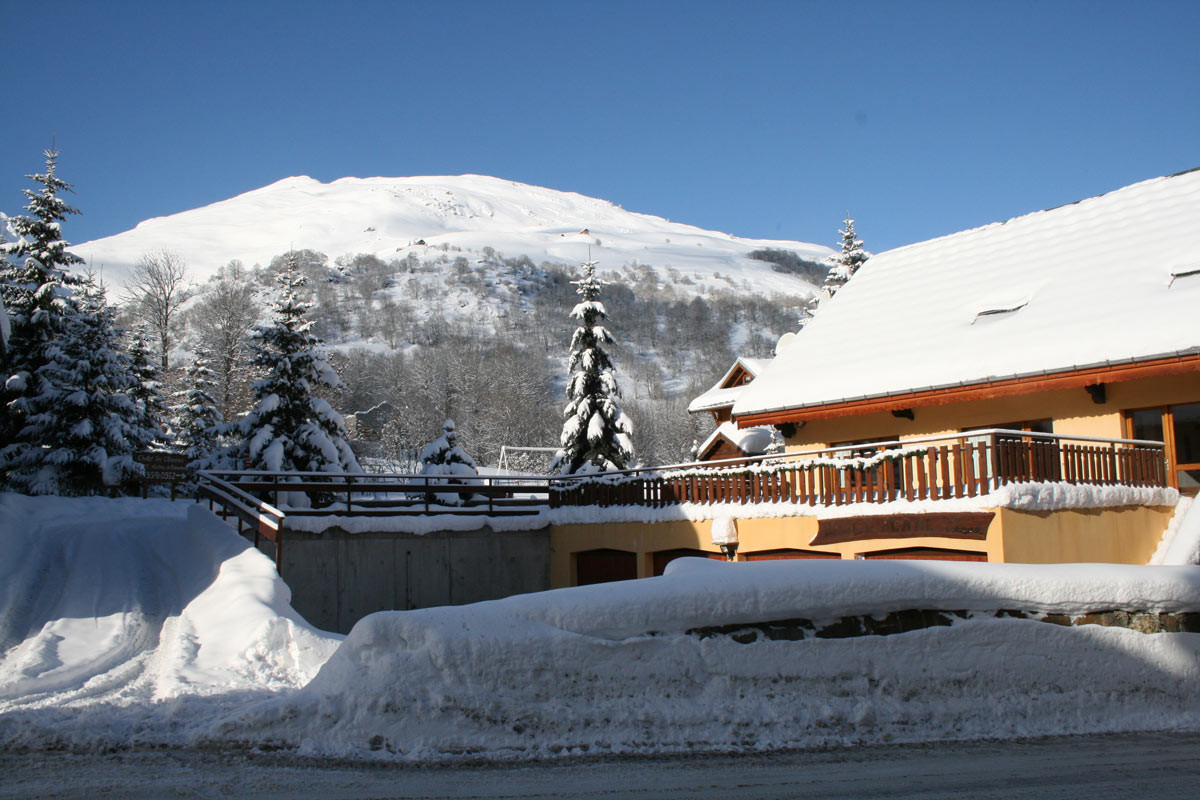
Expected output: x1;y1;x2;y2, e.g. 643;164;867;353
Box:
783;372;1200;451
995;505;1174;565
551;515;998;587
548;503;1174;588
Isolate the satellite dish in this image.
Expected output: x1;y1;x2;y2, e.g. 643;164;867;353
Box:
774;331;796;356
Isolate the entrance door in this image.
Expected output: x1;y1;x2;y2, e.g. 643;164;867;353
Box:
1125;402;1200;494
574;549;637;585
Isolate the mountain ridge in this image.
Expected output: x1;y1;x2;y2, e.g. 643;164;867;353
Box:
73;174;834;296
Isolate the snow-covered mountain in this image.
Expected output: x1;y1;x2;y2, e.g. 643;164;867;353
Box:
73;175;833;294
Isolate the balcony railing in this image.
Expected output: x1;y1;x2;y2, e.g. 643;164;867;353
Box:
547;429;1169;509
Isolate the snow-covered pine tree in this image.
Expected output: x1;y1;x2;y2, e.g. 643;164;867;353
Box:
821;214;868;299
419;418;478;505
0;150;88;482
170;348;224;474
3;275;145;495
551;260;634;474
232;253;360;476
126;323;171;451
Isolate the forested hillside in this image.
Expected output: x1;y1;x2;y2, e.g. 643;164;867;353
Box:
164;245;811;470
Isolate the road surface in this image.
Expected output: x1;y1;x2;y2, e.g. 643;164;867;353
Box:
2;731;1198;799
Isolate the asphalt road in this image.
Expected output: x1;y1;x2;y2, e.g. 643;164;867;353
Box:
3;732;1198;799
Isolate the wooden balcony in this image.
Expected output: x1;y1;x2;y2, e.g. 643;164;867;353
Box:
547;429;1169;509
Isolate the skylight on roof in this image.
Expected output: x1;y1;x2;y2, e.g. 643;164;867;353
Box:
971;299;1029;325
1168;266;1200;287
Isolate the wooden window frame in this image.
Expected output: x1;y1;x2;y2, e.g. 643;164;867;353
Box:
1123;402;1200;494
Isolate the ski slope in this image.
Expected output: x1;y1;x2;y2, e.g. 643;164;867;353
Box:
71;174;833;294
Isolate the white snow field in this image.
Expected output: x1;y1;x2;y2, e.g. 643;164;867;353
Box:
72;174;833;295
2;493;1200;762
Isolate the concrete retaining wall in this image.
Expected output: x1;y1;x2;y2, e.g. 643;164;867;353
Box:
253;525;551;634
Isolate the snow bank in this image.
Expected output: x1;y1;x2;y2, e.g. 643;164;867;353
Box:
1154;496;1200;566
0;494;340;749
213;558;1200;762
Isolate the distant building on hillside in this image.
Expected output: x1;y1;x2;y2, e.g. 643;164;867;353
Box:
733;166;1200;496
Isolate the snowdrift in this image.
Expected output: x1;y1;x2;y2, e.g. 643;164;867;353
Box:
0;494;340;749
216;558;1200;762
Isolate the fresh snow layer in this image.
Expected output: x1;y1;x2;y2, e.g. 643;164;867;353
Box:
735;168;1200;417
215;558;1200;762
4;494;1199;760
72;174;832;295
0;494;340;749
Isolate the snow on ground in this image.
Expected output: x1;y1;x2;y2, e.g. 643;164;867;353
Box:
2;494;1199;762
0;494;340;750
213;558;1200;763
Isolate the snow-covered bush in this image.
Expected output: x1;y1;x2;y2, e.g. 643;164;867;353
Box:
419;418;478;505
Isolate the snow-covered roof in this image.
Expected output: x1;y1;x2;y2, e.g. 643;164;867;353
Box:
688;356;773;413
697;421;777;458
734;168;1200;420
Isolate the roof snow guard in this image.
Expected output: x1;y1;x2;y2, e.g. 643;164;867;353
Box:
734;168;1200;424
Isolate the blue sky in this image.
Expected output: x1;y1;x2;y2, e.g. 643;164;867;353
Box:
1;0;1197;254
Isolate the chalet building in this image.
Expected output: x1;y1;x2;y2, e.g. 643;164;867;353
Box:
732;167;1200;496
688;356;779;461
549;168;1200;585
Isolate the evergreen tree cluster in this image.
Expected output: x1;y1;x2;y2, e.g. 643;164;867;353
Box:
0;151;162;494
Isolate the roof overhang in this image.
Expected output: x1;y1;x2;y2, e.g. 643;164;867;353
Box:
734;351;1200;428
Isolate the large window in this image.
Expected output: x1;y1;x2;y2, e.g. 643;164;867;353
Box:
1125;402;1200;494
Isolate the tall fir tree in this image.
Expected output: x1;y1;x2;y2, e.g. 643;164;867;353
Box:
0;150;87;478
126;323;171;451
821;214;869;299
170;348;224;473
551;260;634;474
232;254;360;474
3;276;144;495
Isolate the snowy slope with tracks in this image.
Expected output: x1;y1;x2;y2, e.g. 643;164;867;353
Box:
73;175;833;294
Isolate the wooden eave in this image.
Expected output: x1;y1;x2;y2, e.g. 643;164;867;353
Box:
722;364;753;390
734;352;1200;428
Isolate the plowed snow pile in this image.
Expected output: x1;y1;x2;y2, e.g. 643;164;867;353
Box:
3;493;1200;761
0;494;340;750
218;558;1200;762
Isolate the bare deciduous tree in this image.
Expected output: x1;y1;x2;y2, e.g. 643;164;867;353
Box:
124;250;190;370
192;261;258;418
